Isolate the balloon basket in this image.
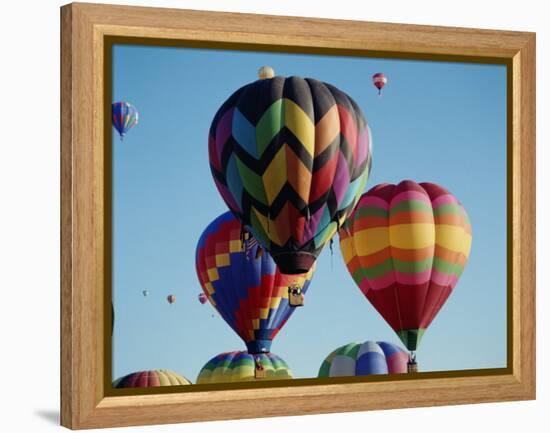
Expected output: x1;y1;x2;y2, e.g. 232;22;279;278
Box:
288;287;304;307
254;357;267;379
254;367;267;379
407;361;418;373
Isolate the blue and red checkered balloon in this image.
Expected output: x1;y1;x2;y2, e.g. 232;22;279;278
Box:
195;212;315;354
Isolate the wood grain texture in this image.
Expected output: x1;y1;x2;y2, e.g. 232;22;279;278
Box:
60;2;536;429
512;34;536;396
60;4;73;428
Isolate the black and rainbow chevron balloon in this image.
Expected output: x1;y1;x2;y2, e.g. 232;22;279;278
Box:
209;76;372;274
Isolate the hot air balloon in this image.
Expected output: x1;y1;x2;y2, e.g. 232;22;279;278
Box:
372;73;387;96
198;293;207;304
167;294;176;304
196;351;292;384
195;212;315;354
112;101;138;140
142;290;149;297
113;369;191;388
339;181;472;363
258;65;275;79
318;341;409;377
208;76;372;275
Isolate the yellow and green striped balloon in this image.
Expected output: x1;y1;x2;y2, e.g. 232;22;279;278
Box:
196;351;292;384
339;180;472;351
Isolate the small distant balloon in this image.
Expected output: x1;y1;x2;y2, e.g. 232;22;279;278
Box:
372;73;388;96
258;66;275;80
198;293;207;305
142;290;148;297
167;294;176;304
112;101;138;140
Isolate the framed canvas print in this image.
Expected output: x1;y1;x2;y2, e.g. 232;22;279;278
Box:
60;2;536;429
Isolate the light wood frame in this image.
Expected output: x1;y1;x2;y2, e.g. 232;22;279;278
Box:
61;2;536;429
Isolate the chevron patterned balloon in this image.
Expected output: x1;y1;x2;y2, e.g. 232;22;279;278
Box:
196;351;292;384
209;76;372;274
339;181;472;351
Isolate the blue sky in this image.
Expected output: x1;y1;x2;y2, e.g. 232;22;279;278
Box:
111;44;507;382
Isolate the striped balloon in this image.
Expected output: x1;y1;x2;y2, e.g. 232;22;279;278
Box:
318;341;409;377
209;76;372;274
113;369;191;388
339;181;472;351
112;101;138;140
197;351;292;384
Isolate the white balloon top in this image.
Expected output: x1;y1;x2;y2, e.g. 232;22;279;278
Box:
258;66;275;79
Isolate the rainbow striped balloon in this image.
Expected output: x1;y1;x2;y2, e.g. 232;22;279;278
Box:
339;181;472;351
196;351;292;384
113;369;191;388
318;341;408;377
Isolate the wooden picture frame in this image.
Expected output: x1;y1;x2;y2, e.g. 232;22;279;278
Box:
60;2;536;429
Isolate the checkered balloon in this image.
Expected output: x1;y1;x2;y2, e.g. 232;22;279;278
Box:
195;212;315;354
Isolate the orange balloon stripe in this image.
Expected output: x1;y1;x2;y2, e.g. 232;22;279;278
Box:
286;145;312;204
351;243;468;267
356;246;434;268
389;246;435;262
351;216;388;231
434;244;469;265
434;214;469;226
314;105;340;157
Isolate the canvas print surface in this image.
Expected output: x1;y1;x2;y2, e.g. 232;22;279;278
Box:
110;44;506;388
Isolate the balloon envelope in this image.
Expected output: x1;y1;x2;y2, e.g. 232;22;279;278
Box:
339;180;472;350
372;73;387;94
195;211;314;354
208;76;372;274
112;101;138;139
113;369;190;388
167;294;176;304
318;341;409;377
197;351;292;384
